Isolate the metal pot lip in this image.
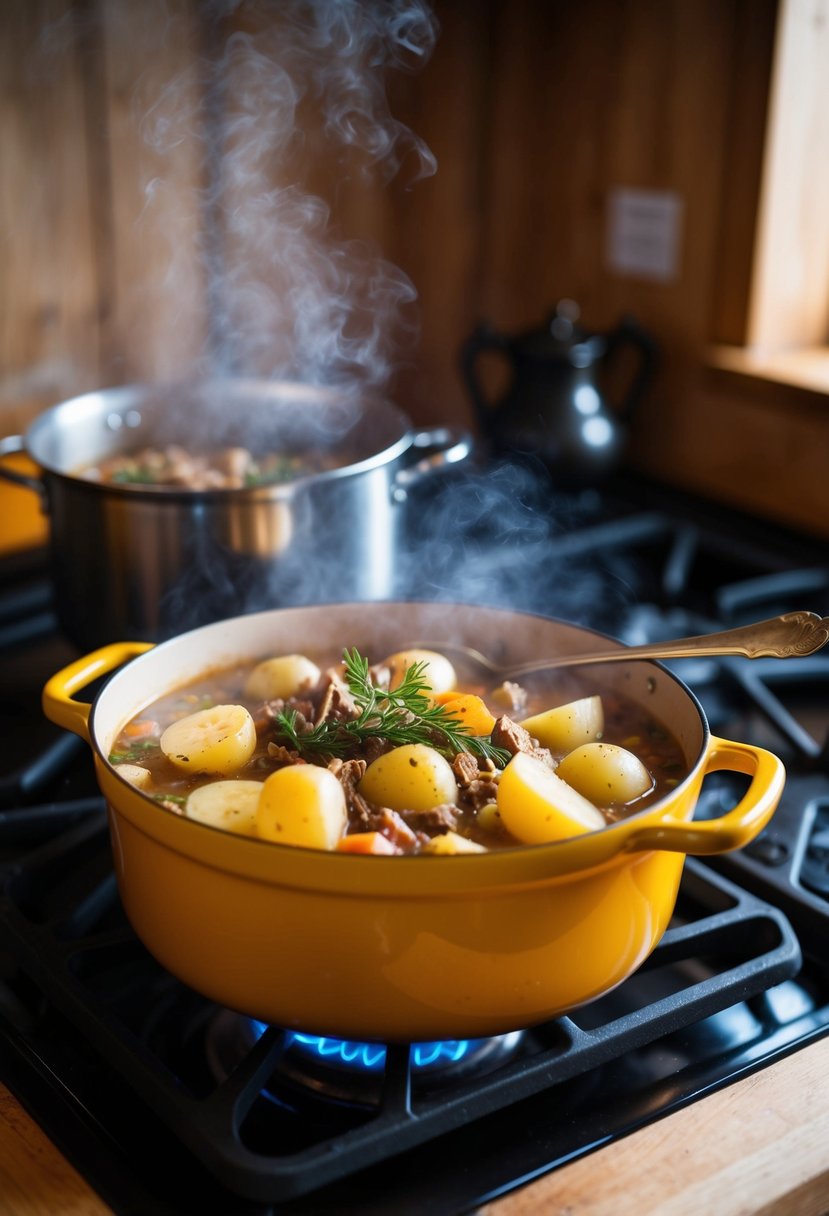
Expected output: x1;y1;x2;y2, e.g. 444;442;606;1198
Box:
86;600;713;889
24;378;416;497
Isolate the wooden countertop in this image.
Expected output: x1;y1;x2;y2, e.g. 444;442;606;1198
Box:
2;1035;828;1215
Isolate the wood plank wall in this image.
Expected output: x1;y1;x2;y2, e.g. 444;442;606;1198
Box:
2;0;827;537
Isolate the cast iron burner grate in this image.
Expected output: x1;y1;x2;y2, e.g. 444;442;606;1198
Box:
0;810;803;1207
2;475;829;1213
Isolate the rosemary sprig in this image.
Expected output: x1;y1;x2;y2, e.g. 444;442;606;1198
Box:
272;647;511;767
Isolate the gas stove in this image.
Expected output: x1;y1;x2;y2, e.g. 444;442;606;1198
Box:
1;465;828;1215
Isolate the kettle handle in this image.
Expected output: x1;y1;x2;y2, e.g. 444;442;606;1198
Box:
460;322;513;433
602;314;659;422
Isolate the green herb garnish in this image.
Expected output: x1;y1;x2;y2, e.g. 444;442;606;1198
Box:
272;648;510;767
111;465;157;485
244;456;301;487
108;740;159;764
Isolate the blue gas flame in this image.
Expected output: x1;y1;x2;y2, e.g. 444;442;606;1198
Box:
253;1022;478;1072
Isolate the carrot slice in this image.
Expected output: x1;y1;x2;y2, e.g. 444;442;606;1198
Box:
433;692;496;736
336;832;399;855
122;719;159;740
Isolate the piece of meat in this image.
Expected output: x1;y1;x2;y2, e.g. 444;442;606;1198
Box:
450;749;499;807
267;741;303;766
459;776;500;812
328;757;374;828
491;715;535;755
491;680;529;715
362;735;394;763
315;672;360;726
399;803;459;836
452;751;480;786
366;807;420;850
492;715;556;769
264;697;316;728
368;662;392;690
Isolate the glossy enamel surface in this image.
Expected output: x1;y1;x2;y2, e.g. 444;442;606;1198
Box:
42;602;785;1041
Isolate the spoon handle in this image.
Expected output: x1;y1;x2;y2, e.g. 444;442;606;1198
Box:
509;611;829;676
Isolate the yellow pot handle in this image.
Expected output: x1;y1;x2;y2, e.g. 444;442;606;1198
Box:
623;736;785;856
42;642;154;742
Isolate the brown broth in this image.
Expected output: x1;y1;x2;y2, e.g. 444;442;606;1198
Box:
109;650;687;853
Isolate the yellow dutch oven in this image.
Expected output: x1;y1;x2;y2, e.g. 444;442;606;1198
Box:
42;602;785;1043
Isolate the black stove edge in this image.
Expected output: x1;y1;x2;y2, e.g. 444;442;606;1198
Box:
5;997;828;1216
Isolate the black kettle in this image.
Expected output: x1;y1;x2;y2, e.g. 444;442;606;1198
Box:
461;300;658;484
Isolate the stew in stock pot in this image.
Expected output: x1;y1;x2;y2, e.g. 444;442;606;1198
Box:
109;646;686;855
78;442;353;489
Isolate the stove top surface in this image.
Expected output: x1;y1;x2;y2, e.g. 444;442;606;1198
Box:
1;467;828;1214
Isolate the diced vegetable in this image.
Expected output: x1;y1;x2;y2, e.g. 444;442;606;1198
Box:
496;752;606;844
421;831;487;855
383;648;457;695
113;763;153;790
432;692;496;736
556;743;653;806
336;832;399;855
475;802;502;835
520;695;604;753
359;743;459;812
122;719;159;740
185;780;263;834
256;764;347;849
244;654;321;701
160;704;257;775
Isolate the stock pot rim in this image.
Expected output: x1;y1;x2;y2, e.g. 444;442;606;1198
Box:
22;378;416;493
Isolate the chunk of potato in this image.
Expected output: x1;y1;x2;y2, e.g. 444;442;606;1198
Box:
421;831;487;855
160;704;257;775
383;649;457;696
496;752;606;844
359;743;459;812
256;765;347;850
556;743;654;806
244;654;321;701
520;695;603;754
186;780;263;835
113;763;153;790
476;802;503;836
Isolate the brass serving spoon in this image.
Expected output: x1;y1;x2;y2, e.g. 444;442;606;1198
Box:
409;611;829;683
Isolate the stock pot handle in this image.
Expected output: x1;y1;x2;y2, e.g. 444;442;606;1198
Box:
391;426;474;502
42;642;154;742
621;737;785;856
0;435;46;499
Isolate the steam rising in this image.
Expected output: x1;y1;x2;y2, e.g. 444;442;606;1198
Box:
139;0;438;390
28;1;642;642
398;460;639;628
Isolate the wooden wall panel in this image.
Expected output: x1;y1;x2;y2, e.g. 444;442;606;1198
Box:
196;0;489;423
0;0;101;431
99;0;208;384
1;0;826;536
383;0;496;424
709;0;778;346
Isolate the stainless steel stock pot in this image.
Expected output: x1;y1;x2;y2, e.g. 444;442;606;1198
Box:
0;381;471;649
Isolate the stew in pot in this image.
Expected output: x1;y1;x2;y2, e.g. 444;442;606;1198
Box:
79;443;351;489
109;646;686;854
